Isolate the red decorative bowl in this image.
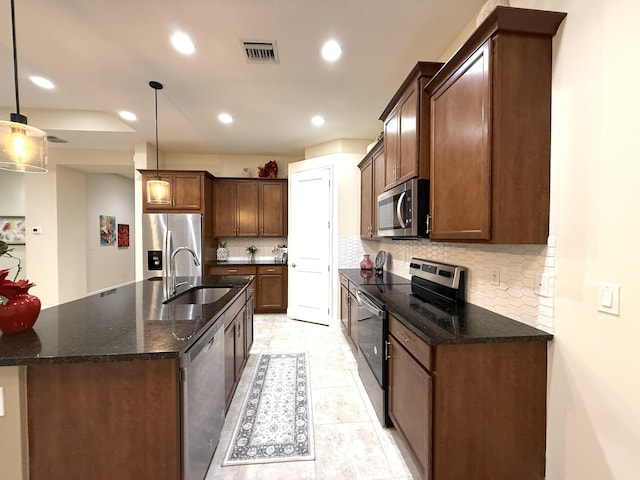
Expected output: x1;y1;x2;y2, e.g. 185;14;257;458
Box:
0;294;41;334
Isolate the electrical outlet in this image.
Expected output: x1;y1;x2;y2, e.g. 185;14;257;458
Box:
491;267;500;286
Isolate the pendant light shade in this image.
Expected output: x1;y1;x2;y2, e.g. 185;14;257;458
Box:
146;81;171;205
0;0;48;173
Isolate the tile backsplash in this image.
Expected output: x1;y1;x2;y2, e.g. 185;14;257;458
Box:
218;237;287;261
341;236;557;332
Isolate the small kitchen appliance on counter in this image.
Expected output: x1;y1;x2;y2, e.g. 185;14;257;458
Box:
374;250;386;276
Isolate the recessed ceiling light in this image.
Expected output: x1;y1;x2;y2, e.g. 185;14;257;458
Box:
171;31;195;55
218;113;233;124
321;40;342;62
311;115;325;126
119;111;137;122
30;76;54;89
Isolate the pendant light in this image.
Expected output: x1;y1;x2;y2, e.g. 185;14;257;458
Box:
146;81;171;205
0;0;48;173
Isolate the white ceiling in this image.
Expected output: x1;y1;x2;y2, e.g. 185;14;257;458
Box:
0;0;486;158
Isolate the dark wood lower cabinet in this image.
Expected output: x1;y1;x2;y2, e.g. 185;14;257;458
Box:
339;274;358;352
224;283;254;410
388;313;548;480
209;265;287;313
388;335;432;475
27;359;181;480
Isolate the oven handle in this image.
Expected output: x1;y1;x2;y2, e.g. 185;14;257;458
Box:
355;290;384;318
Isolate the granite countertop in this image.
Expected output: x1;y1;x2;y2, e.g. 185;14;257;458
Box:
0;275;253;366
339;268;411;287
339;269;552;346
208;259;288;266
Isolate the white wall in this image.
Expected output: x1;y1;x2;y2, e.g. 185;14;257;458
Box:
85;173;135;293
164;153;300;178
0;171;26;279
23;149;136;305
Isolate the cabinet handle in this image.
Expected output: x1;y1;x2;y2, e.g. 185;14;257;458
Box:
426;214;431;235
385;341;391;360
228;269;238;273
397;331;410;344
266;268;275;272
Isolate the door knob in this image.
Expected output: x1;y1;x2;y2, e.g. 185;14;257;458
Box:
292;263;296;268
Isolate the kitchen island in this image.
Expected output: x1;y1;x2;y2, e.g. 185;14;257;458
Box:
0;274;255;480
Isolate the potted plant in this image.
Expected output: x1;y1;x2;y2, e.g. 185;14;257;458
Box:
0;240;41;334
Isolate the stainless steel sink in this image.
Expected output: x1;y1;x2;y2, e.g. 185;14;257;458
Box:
165;286;232;305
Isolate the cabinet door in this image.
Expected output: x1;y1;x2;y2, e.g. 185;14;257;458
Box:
360;159;373;237
236;181;259;236
372;145;385;236
388;336;432;477
172;173;202;210
224;322;236;407
430;42;491;240
340;281;349;337
213;181;238;237
397;86;418;184
255;266;285;312
348;290;358;347
245;291;254;355
260;181;287;237
234;311;245;378
383;108;400;190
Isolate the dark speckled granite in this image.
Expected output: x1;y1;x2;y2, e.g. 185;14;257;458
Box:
208;259;288;266
339;268;411;287
0;275;253;366
339;269;552;346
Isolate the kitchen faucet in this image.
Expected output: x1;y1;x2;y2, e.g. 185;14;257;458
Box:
169;246;200;297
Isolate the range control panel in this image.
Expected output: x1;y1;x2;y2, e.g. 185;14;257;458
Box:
409;258;466;289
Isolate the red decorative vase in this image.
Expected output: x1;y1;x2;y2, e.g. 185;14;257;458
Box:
0;294;41;334
360;254;374;270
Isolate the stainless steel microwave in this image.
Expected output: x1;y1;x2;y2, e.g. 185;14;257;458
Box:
377;178;429;238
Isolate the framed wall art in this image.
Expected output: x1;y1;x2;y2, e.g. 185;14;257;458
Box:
0;216;26;245
117;224;130;248
100;215;116;245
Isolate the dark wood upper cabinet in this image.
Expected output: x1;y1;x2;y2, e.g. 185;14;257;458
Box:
139;170;214;215
213;178;288;238
426;7;567;244
358;139;384;238
379;62;444;191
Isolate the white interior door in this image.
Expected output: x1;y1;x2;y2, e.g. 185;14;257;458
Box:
287;167;332;325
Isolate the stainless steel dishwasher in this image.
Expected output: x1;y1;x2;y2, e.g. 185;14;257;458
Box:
180;318;225;480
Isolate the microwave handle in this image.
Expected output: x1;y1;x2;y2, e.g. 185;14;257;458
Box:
396;191;407;228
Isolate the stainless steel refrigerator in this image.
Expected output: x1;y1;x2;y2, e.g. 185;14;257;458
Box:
142;214;204;279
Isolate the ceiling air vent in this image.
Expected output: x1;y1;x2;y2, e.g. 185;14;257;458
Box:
241;40;279;64
46;135;68;144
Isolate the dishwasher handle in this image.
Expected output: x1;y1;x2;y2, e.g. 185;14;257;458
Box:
355;290;383;318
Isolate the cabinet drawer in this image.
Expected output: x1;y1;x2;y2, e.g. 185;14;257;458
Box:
257;265;284;275
389;314;432;371
209;266;256;276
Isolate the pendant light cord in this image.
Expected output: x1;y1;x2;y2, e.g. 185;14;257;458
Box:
154;87;159;175
10;0;21;116
149;81;163;178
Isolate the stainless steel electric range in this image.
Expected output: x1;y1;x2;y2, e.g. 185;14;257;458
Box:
355;258;467;427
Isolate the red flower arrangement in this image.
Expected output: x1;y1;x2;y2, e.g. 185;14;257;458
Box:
0;269;36;301
258;160;278;178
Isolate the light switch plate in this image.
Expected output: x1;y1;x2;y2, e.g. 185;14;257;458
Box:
597;283;620;315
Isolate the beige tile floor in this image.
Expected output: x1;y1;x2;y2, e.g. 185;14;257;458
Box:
205;314;421;480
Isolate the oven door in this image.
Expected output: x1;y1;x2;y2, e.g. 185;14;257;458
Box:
355;289;391;426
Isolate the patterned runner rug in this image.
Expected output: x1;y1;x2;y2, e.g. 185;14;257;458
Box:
222;352;314;465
